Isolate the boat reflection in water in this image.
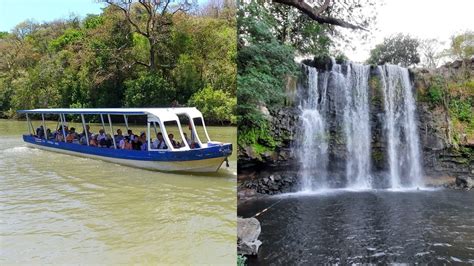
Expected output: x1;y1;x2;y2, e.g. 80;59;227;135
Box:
18;108;232;172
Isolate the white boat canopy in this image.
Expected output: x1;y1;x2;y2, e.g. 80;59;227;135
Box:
18;107;211;151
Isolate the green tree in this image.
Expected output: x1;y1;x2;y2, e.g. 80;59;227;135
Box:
267;3;331;56
103;0;193;71
367;33;420;67
124;73;175;107
0;3;237;124
446;31;474;61
237;0;298;143
188;85;236;124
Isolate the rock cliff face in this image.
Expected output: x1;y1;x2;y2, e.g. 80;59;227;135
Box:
238;57;473;190
413;59;474;188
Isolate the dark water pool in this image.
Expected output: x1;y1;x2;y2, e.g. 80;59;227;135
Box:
238;189;474;264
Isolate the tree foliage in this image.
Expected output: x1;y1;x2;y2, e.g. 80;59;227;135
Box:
367;34;420;67
237;0;378;149
238;1;298;129
0;3;236;124
446;31;474;61
188;85;236;124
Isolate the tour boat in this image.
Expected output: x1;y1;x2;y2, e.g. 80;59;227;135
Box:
17;108;232;172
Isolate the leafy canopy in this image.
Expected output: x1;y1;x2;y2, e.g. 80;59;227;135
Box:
367;33;420;67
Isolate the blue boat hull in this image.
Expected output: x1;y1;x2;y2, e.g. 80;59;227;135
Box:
23;135;232;172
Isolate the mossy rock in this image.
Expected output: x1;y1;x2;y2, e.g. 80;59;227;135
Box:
372;150;384;163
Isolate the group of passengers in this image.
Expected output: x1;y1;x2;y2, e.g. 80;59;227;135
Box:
35;125;198;150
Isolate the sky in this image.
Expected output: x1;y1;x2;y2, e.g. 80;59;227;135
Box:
0;0;207;32
0;0;106;31
346;0;474;62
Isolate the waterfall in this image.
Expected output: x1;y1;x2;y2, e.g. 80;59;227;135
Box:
379;65;423;188
297;61;422;191
298;65;328;190
342;64;372;189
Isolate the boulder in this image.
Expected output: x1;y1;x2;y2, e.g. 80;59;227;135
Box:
456;175;474;189
237;217;262;256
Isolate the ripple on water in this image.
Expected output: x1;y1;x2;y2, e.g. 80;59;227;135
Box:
1;148;235;264
239;189;474;264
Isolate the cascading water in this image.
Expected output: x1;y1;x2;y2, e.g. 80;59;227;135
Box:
379;65;423;188
299;62;372;190
341;63;372;188
298;65;328;191
297;61;423;191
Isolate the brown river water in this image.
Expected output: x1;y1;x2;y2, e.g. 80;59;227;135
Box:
0;119;236;264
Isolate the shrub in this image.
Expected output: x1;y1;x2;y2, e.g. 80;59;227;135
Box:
450;99;473;123
188;85;236;124
124;73;175;107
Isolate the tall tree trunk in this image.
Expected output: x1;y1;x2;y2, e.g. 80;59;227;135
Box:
149;40;156;71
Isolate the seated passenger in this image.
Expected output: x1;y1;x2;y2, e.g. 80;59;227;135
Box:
168;133;180;148
46;128;53;140
152;132;167;149
120;136;132;150
182;133;191;147
80;125;92;139
127;129;135;141
191;141;200;149
89;134;98;147
105;134;113;148
97;129;106;143
132;135;142;150
139;132;147;151
36;126;45;138
55;131;64;142
66;127;78;143
114;129;124;147
79;135;88;145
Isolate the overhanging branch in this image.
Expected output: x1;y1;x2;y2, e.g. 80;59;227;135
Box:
273;0;367;31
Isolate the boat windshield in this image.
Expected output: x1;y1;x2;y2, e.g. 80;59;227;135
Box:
162;121;188;150
192;117;210;144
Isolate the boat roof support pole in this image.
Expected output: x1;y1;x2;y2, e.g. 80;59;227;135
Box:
153;121;158;136
123;115;129;131
41;114;46;139
200;117;211;143
26;113;32;135
55;117;60;132
29;115;34;136
107;114;117;149
26;113;31;135
60;114;67;142
81;114;89;146
147;122;151;151
188;118;202;146
100;114;106;131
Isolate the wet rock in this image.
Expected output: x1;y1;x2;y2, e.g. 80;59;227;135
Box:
239;170;300;196
456;175;474;189
238;217;262;256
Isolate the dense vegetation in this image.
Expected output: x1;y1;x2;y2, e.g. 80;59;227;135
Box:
0;0;236;124
237;0;378;152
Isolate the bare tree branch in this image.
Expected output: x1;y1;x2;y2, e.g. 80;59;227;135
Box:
105;0;149;37
273;0;367;30
313;0;330;16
